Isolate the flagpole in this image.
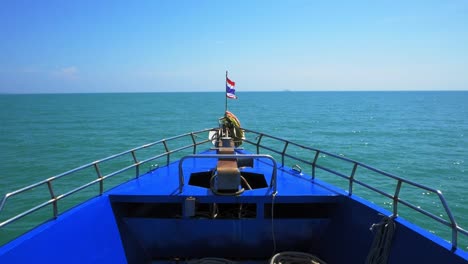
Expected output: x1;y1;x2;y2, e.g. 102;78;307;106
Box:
225;70;228;115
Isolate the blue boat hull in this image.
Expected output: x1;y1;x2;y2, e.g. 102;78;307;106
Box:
1;128;466;263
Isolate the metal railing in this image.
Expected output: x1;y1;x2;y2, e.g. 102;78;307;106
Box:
1;127;467;251
241;128;468;251
178;154;278;193
0;128;215;230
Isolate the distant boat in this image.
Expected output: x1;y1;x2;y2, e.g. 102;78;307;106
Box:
0;111;467;263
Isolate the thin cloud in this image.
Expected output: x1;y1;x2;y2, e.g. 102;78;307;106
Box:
51;66;79;80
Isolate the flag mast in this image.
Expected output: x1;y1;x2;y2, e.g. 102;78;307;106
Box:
225;70;228;115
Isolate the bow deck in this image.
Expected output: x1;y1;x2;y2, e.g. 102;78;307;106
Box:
1;127;466;263
109;149;340;200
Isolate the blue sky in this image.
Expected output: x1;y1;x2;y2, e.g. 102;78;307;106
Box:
0;0;467;93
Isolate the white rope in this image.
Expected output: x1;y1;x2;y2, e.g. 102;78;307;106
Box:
240;176;252;190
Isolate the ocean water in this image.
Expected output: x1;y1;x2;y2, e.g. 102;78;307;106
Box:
0;91;467;249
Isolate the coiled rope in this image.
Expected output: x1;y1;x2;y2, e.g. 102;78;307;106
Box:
366;216;396;264
187;251;327;264
270;251;327;264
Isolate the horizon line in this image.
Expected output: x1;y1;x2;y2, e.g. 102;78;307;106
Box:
1;89;468;95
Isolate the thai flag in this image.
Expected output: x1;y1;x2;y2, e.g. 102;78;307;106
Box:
226;77;237;99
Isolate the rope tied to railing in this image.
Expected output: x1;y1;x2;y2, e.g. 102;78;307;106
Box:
366;215;396;264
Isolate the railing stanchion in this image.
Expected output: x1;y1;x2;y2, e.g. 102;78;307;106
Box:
190;133;197;154
256;134;263;154
162;140;170;166
131;150;140;178
393;180;403;217
281;142;289;167
94;163;104;195
312;151;320;179
435;190;459;251
348;163;358;196
46;180;58;218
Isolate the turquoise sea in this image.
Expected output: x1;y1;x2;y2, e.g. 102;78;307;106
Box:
0;91;467;249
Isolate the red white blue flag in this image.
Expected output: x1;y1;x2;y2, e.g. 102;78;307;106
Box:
226;77;237;99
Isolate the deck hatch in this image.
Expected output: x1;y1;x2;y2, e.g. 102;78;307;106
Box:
188;170;268;190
